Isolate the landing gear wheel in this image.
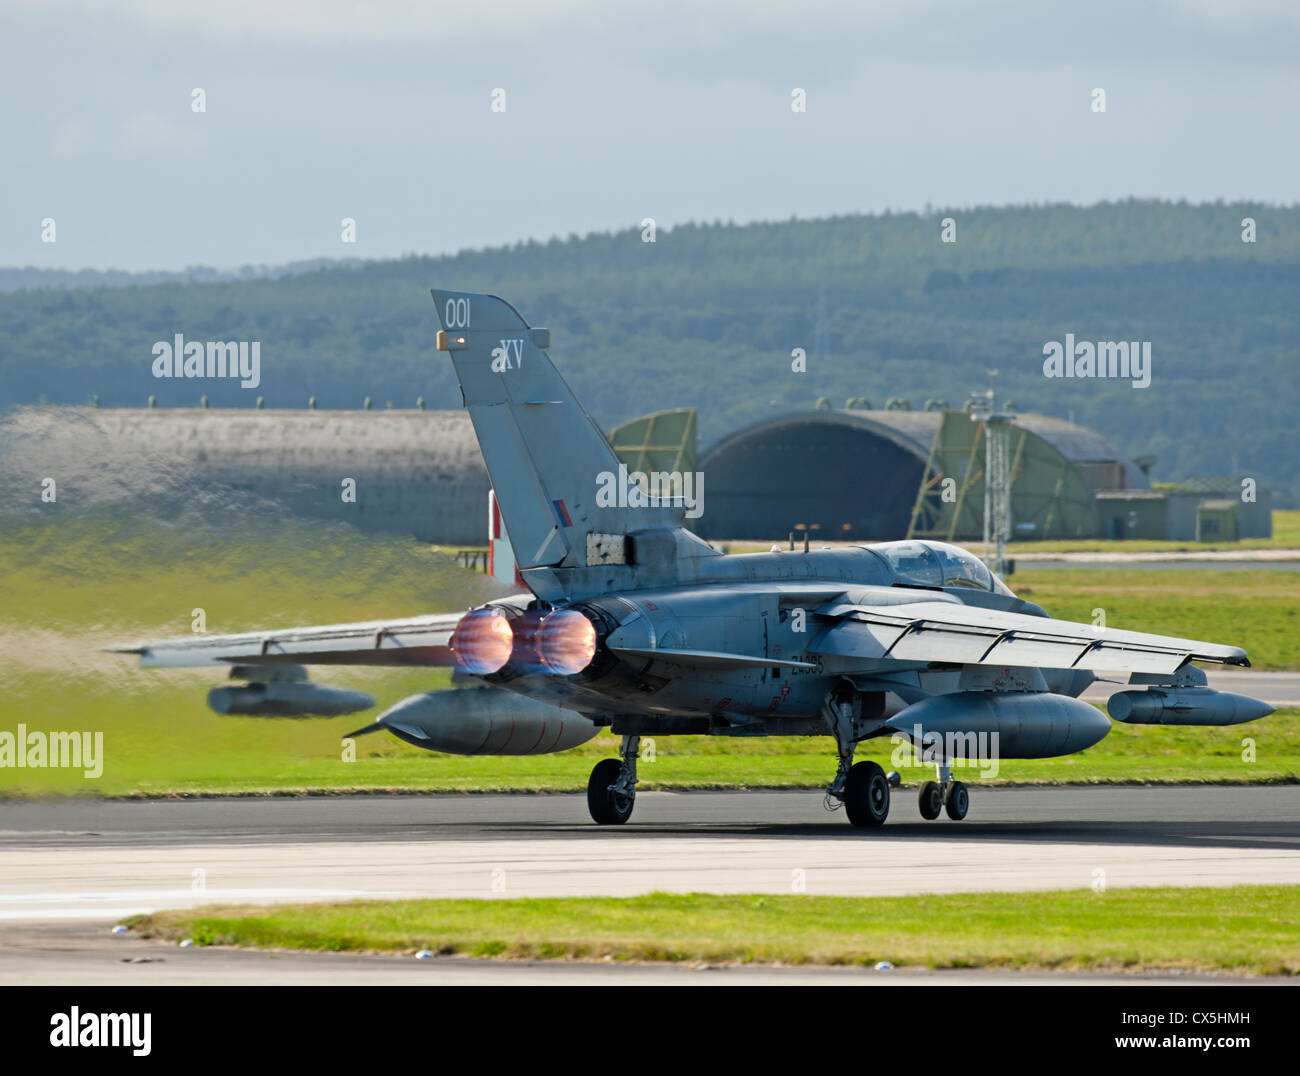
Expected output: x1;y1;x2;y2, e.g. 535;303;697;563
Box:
918;781;943;820
587;758;634;825
843;761;890;828
944;780;969;821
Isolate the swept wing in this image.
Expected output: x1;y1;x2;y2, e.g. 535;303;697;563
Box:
110;613;465;669
808;598;1247;675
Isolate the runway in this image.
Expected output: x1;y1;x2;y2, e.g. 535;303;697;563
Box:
2;786;1298;917
1;786;1297;984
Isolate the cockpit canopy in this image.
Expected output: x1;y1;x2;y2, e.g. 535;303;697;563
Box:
866;540;1014;595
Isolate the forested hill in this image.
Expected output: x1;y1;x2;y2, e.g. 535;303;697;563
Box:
2;200;1297;504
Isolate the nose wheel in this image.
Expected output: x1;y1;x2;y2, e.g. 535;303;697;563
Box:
918;781;943;820
917;763;969;820
944;780;969;820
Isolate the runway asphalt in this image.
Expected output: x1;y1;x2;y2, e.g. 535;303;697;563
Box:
4;786;1299;914
0;785;1297;983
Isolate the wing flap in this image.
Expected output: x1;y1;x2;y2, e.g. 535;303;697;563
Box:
889;631;1007;665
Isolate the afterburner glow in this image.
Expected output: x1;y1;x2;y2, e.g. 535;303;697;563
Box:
450;609;514;675
537;610;597;675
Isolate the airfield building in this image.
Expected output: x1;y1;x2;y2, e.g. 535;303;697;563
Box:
695;408;1150;543
0;404;1268;544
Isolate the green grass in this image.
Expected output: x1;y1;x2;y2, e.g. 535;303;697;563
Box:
724;510;1300;555
128;886;1300;975
1;684;1294;796
2;517;1296;796
1006;568;1300;669
0;515;502;639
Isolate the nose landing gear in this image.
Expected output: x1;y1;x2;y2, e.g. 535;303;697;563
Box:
918;780;943;820
918;763;969;821
944;778;969;820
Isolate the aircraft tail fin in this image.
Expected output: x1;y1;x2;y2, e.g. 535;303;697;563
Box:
433;290;686;578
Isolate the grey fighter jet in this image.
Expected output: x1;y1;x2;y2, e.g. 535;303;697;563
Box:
113;289;1274;826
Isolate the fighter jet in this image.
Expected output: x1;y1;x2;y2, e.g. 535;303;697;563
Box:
112;289;1274;826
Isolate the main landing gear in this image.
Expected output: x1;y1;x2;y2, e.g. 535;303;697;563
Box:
918;762;968;821
587;734;639;825
843;760;891;827
825;751;892;828
822;685;891;827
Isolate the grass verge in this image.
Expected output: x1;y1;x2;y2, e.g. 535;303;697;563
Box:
129;886;1300;975
724;509;1300;555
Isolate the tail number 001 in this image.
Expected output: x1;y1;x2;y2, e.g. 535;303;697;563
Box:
444;298;471;329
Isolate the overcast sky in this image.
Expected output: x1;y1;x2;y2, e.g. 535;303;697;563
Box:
3;0;1297;271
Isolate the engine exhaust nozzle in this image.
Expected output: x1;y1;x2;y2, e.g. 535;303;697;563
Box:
536;609;598;676
449;608;514;675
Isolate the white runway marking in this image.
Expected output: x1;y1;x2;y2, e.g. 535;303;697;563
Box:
0;886;381;921
2;834;1298;921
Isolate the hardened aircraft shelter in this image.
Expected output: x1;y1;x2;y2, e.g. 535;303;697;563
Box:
696;408;1148;543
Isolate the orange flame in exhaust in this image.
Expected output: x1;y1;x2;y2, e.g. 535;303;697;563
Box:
537;610;597;675
450;609;514;675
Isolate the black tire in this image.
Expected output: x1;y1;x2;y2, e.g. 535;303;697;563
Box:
918;780;943;820
587;758;634;825
944;780;969;821
843;761;890;828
